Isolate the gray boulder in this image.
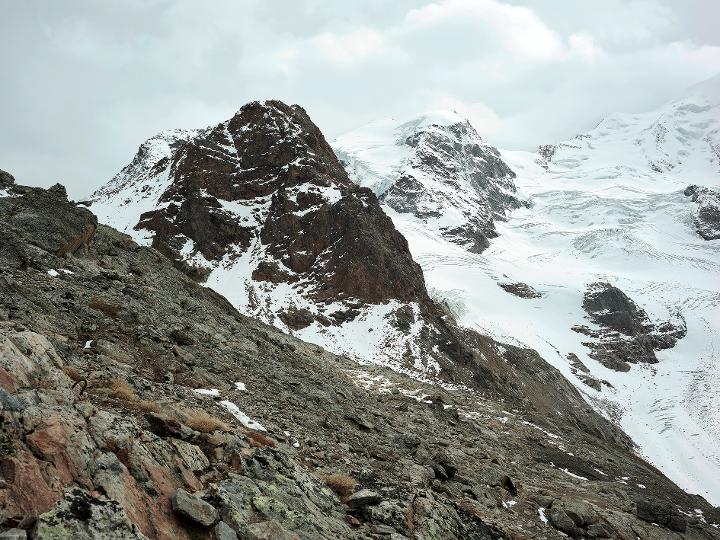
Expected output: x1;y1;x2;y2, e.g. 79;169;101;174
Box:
171;488;218;527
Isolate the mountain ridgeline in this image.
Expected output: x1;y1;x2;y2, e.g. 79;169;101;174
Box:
0;80;718;539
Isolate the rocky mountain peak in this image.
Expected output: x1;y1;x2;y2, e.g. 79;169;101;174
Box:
334;111;522;253
89;101;464;379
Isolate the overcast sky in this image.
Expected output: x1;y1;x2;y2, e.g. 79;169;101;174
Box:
2;0;719;198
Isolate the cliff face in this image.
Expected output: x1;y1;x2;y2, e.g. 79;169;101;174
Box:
2;176;718;539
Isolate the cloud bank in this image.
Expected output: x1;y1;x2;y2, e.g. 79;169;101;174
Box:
1;0;718;196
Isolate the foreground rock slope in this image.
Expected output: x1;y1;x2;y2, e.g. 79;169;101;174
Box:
1;173;720;538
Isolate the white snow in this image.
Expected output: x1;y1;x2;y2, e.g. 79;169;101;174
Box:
219;400;266;431
83;340;93;349
552;464;589;481
234;381;247;391
47;269;60;277
194;388;220;397
538;507;548;524
87;128;198;244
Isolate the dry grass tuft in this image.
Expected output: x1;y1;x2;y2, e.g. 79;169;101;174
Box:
88;296;122;318
318;473;357;500
62;365;83;382
244;430;277;448
175;406;231;433
108;378;160;413
110;378;137;401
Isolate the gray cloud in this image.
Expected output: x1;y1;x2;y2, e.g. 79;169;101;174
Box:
1;0;718;198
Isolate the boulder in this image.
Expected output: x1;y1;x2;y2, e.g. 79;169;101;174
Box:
246;519;297;540
0;530;26;540
171;489;218;527
635;498;686;533
214;521;238;540
346;489;382;509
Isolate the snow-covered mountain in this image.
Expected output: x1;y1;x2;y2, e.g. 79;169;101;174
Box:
334;111;522;252
333;75;720;503
89;101;449;378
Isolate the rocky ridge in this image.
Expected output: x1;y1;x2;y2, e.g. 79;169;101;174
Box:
2;174;720;538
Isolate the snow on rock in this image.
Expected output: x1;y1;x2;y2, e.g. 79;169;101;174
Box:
47;269;60;277
88;129;199;245
194;388;220;397
538;507;548;524
219;400;266;431
234;382;247;391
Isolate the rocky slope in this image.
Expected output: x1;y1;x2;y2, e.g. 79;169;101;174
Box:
3;173;720;538
333;111;523;253
343;75;720;504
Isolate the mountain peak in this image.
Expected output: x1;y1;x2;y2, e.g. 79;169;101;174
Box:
334;111;521;253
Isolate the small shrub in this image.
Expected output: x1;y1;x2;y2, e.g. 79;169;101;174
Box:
134;399;161;414
319;473;357;500
108;378;160;413
110;378;137;401
174;406;231;433
88;296;122;318
244;430;277;448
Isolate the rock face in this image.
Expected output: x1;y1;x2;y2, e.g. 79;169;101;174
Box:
334;111;523;253
573;283;687;371
0;180;97;268
2;177;719;538
33;488;147;539
685;185;720;240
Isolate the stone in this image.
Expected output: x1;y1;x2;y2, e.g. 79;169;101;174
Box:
0;529;26;540
214;521;238;540
346;489;382;509
171;488;218;527
246;519;297;540
563;498;596;527
33;488;147;540
144;412;196;440
549;508;577;536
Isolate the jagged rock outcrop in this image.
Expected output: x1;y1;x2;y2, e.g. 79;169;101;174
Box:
573;283;687;371
2;178;719;538
685;185;720;240
334;111;523;253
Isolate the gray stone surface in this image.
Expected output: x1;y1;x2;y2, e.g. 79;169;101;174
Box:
171;489;217;527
